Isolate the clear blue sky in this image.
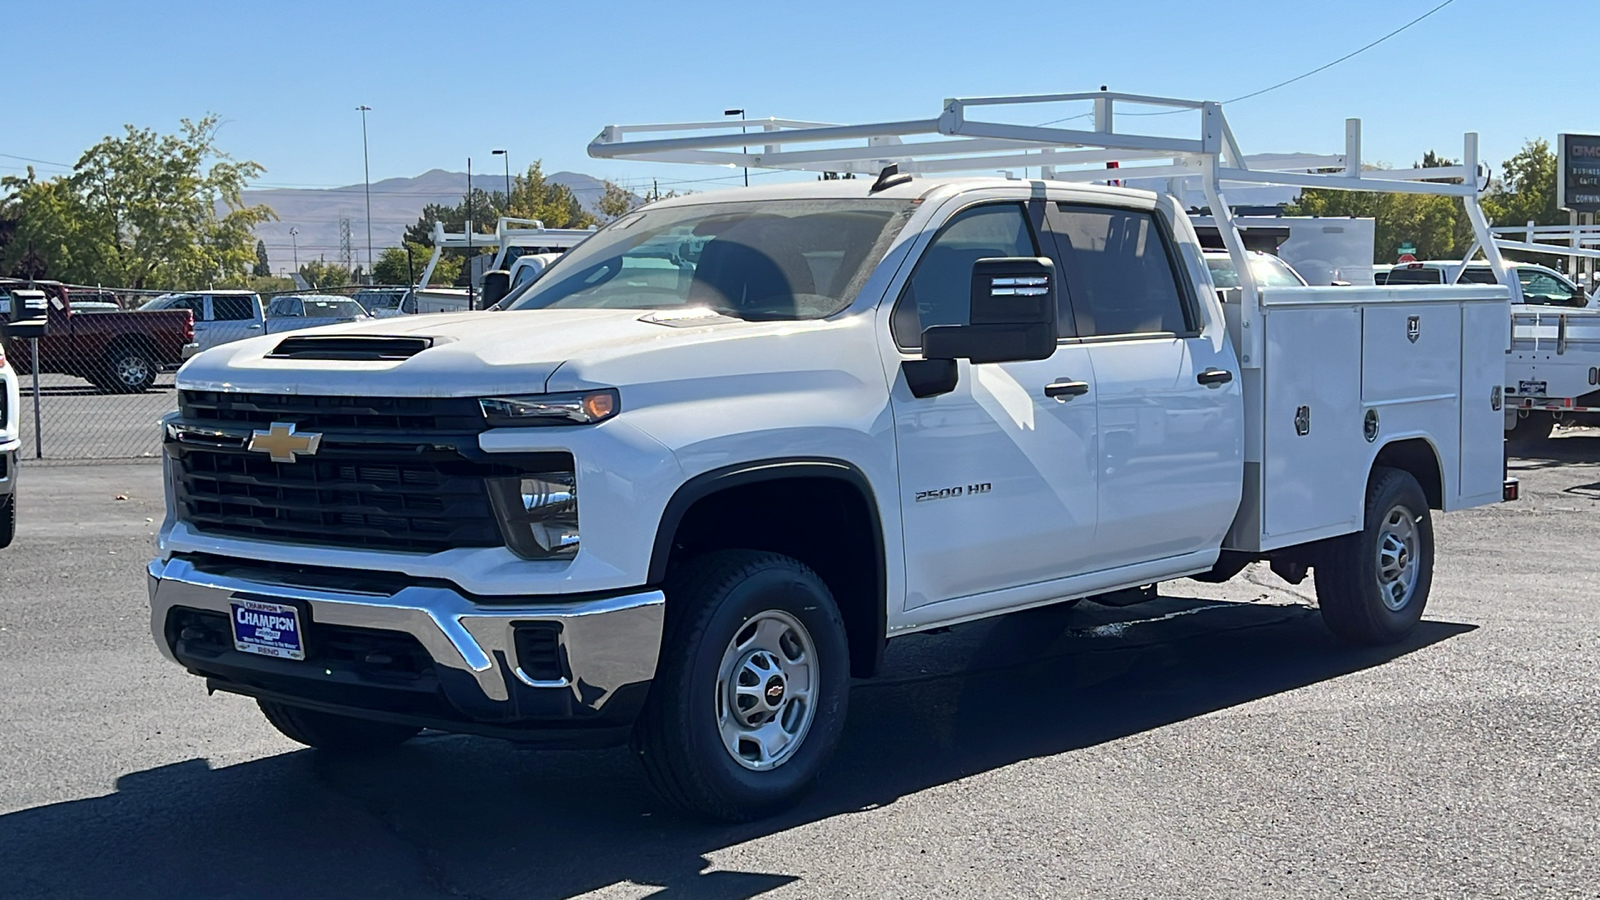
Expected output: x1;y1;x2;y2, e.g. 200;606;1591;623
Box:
5;0;1592;195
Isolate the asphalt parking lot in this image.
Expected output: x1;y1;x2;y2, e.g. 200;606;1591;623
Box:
1;439;1596;899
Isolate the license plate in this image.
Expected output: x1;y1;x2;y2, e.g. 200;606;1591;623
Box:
230;598;305;660
1519;380;1548;396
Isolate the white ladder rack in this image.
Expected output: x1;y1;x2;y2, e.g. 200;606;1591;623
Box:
588;90;1513;366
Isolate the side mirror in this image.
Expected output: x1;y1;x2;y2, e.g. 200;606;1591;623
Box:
921;257;1057;364
481;270;511;309
1;289;50;339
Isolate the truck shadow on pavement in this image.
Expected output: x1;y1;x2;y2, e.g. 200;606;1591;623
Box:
0;597;1472;900
1509;432;1600;469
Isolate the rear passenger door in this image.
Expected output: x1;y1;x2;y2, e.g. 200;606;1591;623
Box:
206;295;263;349
1044;203;1242;571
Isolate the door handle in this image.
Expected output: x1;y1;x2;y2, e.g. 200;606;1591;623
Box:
1197;368;1233;387
1044;380;1090;399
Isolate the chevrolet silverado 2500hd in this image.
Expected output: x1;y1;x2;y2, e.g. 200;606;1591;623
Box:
148;93;1514;821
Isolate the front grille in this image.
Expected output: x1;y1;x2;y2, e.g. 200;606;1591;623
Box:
171;392;571;554
180;391;486;433
173;444;514;552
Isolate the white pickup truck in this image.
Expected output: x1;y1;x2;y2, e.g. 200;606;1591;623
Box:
147;93;1513;821
142;291;372;353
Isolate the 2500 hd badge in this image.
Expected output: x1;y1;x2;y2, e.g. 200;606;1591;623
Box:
915;482;993;502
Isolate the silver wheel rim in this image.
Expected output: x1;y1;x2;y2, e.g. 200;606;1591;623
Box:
1376;504;1421;612
116;355;150;386
715;609;818;771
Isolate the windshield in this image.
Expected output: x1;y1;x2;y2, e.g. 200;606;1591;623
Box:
1205;254;1306;288
506;199;914;320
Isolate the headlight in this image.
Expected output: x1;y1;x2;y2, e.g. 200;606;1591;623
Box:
487;472;580;560
480;389;619;426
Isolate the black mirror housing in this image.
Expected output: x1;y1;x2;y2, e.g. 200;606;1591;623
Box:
921;257;1057;364
1;289;50;339
481;270;511;309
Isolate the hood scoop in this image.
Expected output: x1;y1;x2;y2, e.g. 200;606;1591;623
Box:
266;334;444;361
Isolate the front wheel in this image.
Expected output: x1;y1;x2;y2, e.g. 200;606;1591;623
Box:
634;550;850;822
1314;467;1433;645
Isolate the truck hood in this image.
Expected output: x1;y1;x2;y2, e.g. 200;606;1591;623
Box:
176;308;783;396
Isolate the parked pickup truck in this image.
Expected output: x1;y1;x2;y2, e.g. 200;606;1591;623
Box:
0;280;195;393
147;94;1513;821
142;291;372;353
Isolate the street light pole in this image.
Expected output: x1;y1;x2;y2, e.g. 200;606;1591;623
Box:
724;108;748;187
492;149;510;204
289;227;299;269
467;156;475;311
357;106;373;279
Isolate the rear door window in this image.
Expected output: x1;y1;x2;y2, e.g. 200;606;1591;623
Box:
1045;204;1195;337
211;295;257;321
1383;266;1444;285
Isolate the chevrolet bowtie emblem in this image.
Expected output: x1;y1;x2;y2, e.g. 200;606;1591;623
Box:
247;422;323;463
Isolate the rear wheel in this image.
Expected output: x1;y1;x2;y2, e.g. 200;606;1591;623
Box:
1314;467;1433;645
634;550;850;822
1508;412;1555;444
95;344;157;393
257;700;421;751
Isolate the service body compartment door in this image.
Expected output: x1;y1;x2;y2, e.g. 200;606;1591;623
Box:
1362;304;1461;403
1260;303;1365;544
1460;299;1510;506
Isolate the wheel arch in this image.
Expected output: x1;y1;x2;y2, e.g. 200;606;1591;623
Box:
650;457;888;678
1372;437;1444;510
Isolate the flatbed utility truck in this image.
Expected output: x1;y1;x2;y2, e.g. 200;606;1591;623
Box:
149;91;1513;821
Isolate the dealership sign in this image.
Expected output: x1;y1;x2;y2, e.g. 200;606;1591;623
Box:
1558;133;1600;213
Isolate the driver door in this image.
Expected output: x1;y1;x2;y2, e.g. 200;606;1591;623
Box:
890;201;1101;610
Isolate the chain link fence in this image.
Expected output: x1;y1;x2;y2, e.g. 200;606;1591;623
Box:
4;281;414;464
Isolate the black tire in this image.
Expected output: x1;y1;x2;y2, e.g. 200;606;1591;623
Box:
1508;412;1555;444
96;344;157;393
1314;467;1434;645
634;550;850;822
0;495;14;549
257;700;421;751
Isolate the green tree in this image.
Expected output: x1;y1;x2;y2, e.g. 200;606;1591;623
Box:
596;180;637;220
1483;138;1561;230
372;242;460;286
0;115;274;288
1286;151;1476;263
298;258;351;289
253;239;271;277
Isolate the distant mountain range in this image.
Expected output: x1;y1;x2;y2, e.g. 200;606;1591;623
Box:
243;169;614;273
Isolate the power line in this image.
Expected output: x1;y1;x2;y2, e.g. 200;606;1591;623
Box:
1036;0;1460;127
1224;0;1458;104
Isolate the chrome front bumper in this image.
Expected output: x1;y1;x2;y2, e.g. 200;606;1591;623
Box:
147;556;664;730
